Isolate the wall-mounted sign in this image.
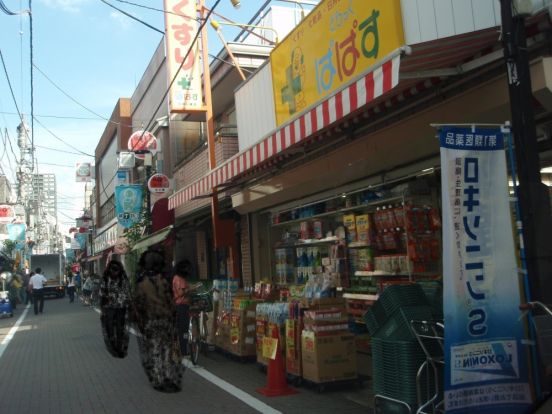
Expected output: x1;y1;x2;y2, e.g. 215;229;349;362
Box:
163;0;204;113
7;223;25;241
76;216;92;229
76;162;94;182
270;0;405;126
148;173;171;194
118;152;136;169
0;205;15;223
128;131;158;160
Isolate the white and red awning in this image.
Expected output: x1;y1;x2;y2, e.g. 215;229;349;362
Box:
169;49;404;210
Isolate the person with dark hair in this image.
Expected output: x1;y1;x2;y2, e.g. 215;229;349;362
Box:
172;260;192;360
132;249;183;392
29;268;47;315
100;260;131;358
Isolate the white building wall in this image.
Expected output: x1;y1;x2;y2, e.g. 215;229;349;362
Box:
235;63;276;152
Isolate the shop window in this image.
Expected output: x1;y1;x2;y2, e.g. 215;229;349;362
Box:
172;121;205;167
99;195;115;227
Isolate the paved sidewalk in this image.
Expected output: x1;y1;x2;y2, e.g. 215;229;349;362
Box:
0;298;374;414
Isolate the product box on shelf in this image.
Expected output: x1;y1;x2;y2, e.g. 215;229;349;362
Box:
343;214;357;243
355;214;371;243
301;331;357;384
303;308;349;334
285;318;302;377
301;297;347;310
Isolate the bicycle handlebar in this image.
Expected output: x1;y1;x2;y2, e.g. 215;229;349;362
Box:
519;301;552;316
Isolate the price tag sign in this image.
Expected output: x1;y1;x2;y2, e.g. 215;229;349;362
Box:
262;337;278;360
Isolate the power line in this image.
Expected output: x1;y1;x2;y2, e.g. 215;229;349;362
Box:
97;0;223;202
113;0;198;19
33;64;110;122
0;111;101;120
29;0;35;172
35;144;91;156
0;49;25;127
99;0;165;35
33;117;94;157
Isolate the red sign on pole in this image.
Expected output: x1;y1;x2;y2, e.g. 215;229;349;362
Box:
148;174;171;193
128;130;158;159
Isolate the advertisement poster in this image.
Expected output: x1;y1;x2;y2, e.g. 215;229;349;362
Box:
115;185;143;229
270;0;404;126
439;126;532;413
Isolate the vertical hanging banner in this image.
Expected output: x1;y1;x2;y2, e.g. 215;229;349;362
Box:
7;223;25;241
115;185;143;229
164;0;204;113
439;126;532;413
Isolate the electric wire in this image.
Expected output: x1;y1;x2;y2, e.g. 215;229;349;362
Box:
29;0;34;172
99;0;165;35
112;0;198;20
32;117;94;158
35;144;92;156
97;0;223;202
0;49;26;128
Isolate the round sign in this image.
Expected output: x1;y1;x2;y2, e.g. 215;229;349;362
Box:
76;163;91;177
147;174;170;193
128;130;158;159
0;205;15;223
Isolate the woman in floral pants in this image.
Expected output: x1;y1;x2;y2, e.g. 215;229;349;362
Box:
132;249;183;392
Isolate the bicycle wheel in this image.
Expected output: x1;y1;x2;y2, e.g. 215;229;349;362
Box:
189;317;200;365
199;311;209;355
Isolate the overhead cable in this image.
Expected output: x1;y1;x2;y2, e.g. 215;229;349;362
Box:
98;0;223;201
99;0;165;35
32;116;94;157
113;0;198;19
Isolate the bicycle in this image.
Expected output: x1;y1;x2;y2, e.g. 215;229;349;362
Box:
188;287;215;365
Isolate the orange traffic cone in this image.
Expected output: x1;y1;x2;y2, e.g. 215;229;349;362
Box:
257;325;299;397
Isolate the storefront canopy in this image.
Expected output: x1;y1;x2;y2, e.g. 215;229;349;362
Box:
131;225;173;252
167;12;551;211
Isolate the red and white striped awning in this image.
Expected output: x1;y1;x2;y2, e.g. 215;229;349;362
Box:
168;50;404;210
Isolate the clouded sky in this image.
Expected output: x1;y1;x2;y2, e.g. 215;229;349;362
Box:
0;0;261;234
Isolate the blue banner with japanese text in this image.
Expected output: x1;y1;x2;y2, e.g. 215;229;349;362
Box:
439;126;532;413
115;185;143;229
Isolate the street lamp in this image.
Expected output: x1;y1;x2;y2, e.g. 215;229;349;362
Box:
230;0;240;8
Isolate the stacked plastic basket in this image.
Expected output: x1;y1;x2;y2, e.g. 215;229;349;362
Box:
365;284;435;409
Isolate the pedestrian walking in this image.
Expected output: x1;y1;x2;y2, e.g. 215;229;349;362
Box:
24;271;33;305
172;260;192;360
67;275;76;303
100;260;130;358
132;249;183;392
29;268;47;315
82;274;93;305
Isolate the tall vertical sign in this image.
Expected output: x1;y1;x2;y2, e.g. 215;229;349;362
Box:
164;0;204;113
439;126;532;413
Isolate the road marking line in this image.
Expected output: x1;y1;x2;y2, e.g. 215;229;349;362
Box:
0;305;30;359
183;359;283;414
97;305;281;414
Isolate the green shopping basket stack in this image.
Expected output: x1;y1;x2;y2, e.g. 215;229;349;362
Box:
365;284;435;409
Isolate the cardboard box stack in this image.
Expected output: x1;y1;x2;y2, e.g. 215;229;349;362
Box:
300;299;357;384
215;297;259;357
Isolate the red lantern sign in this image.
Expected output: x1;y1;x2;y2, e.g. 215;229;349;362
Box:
147;174;171;193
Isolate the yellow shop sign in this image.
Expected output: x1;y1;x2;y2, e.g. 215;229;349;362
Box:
270;0;404;126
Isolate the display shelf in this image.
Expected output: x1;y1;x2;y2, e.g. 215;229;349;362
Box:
295;236;340;245
271;195;404;227
355;271;408;277
348;241;372;248
343;292;379;301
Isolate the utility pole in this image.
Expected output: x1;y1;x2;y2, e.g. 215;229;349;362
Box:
500;0;552;304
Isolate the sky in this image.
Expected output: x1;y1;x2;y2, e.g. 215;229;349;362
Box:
0;0;268;236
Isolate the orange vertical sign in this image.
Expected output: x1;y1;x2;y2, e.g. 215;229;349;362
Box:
164;0;205;113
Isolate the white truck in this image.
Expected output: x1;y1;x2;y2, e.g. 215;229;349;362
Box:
29;253;66;298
